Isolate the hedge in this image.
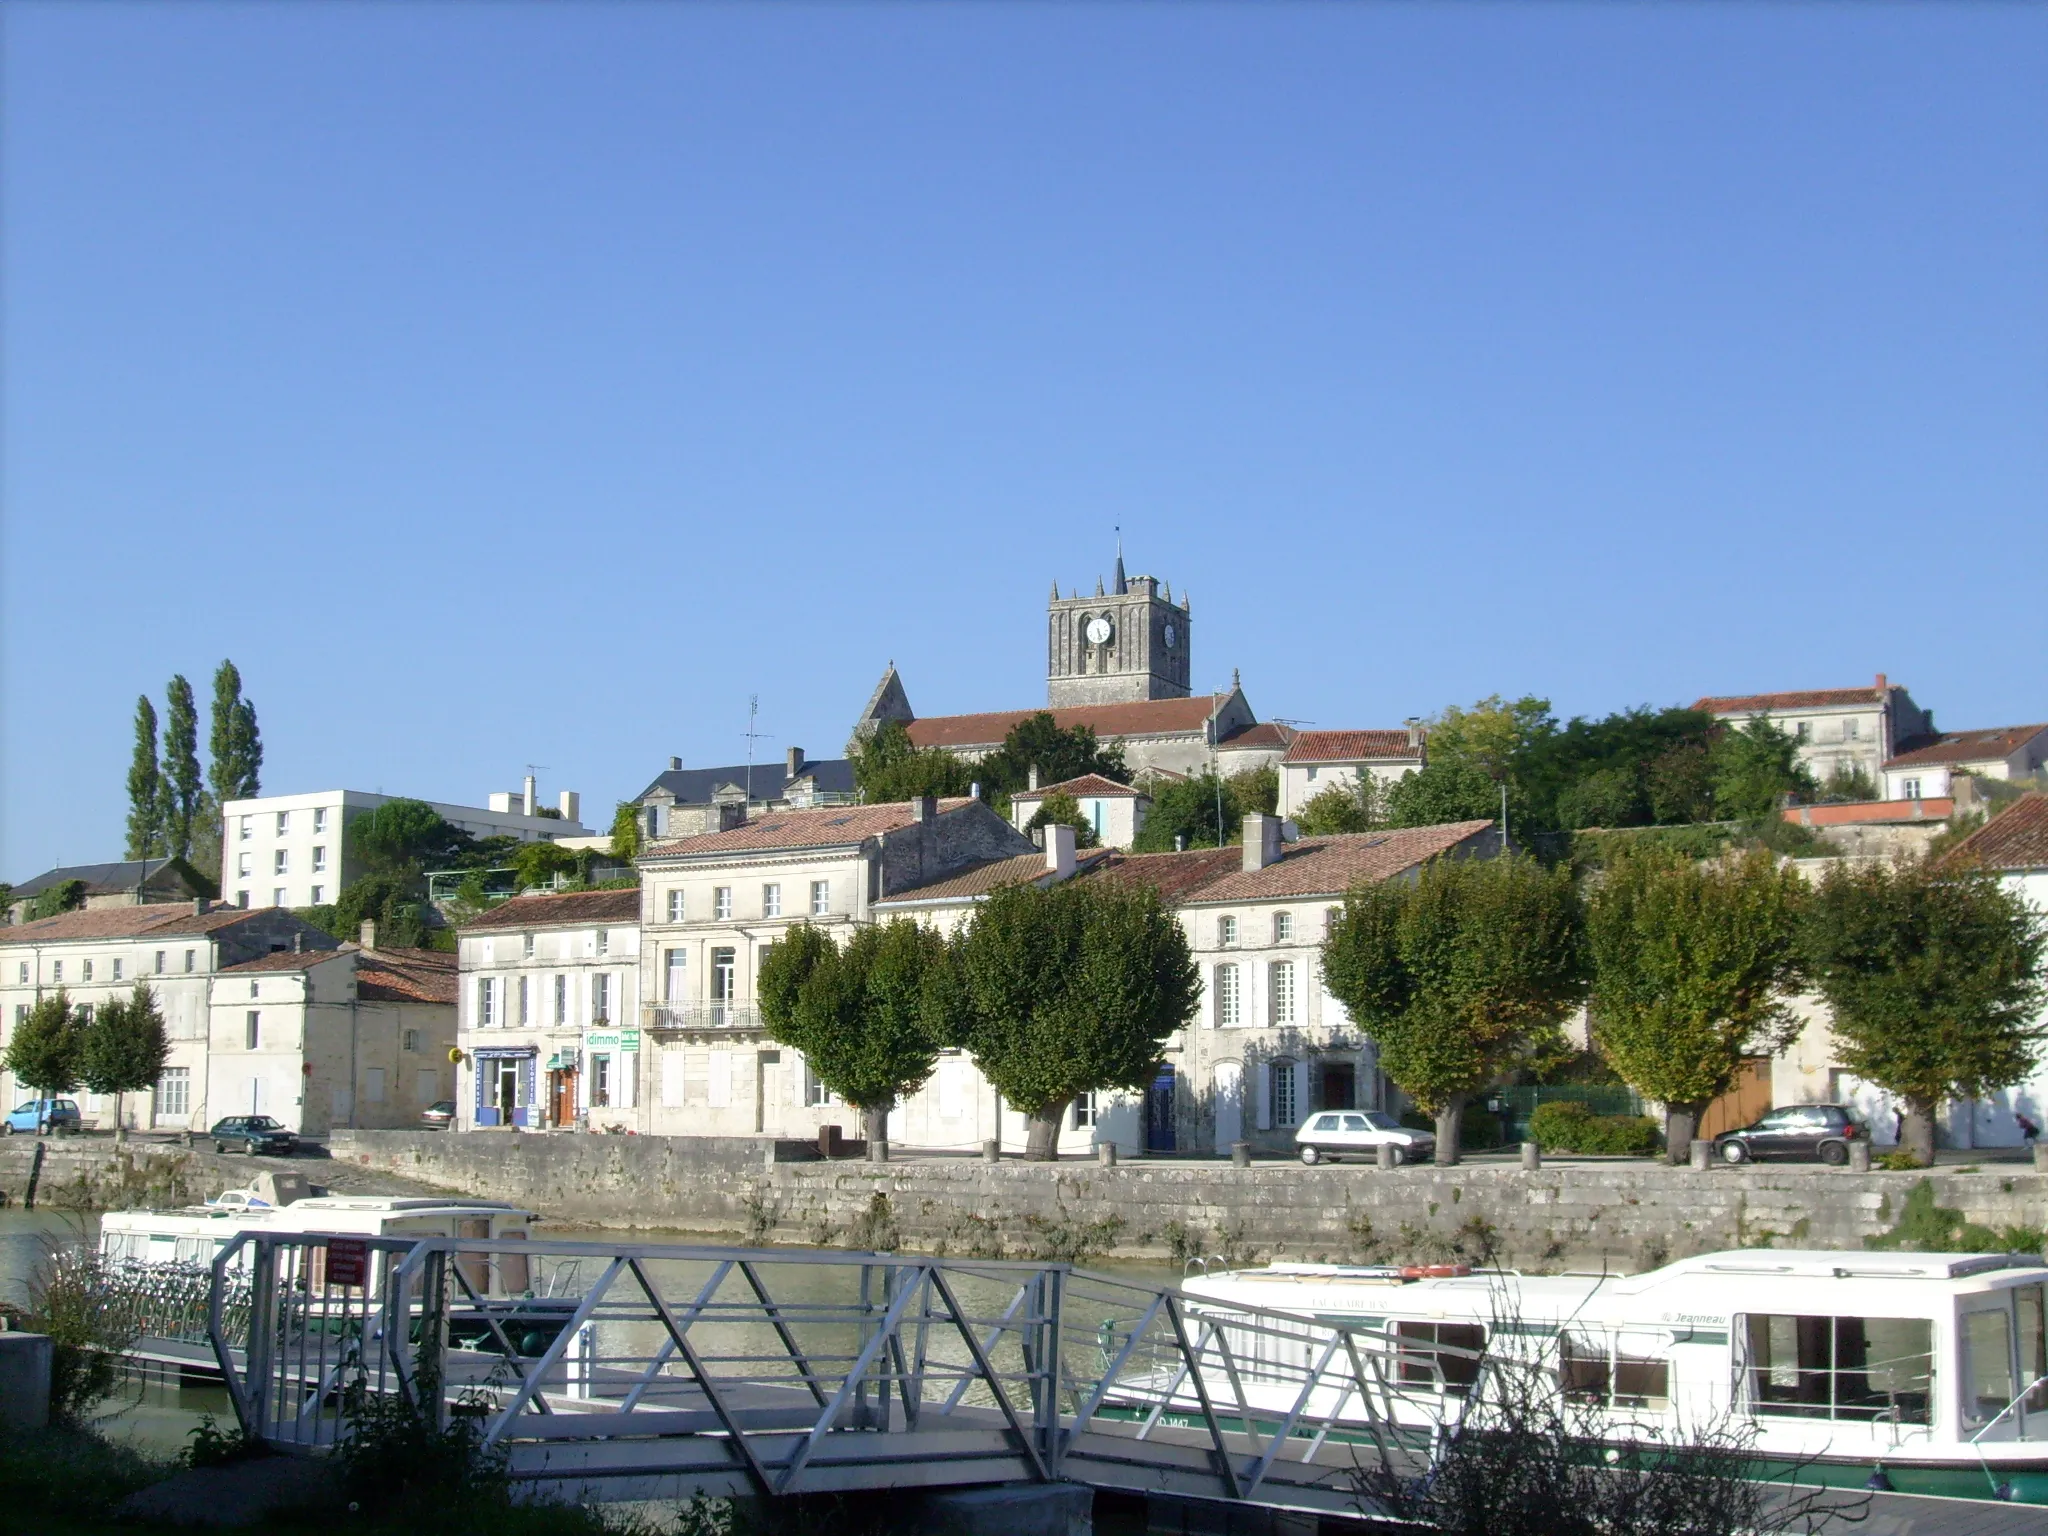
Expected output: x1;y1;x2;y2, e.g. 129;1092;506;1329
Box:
1527;1100;1661;1156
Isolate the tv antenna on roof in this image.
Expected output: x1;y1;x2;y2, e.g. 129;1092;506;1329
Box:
743;695;772;807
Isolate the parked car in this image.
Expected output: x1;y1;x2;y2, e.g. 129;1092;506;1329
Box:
1713;1104;1861;1166
1294;1110;1435;1166
3;1098;81;1136
209;1115;299;1156
420;1100;456;1130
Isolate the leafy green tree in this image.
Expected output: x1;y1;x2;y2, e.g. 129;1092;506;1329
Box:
610;801;644;860
1293;776;1387;837
348;799;476;878
1321;855;1586;1164
1818;762;1879;803
973;713;1129;811
1586;847;1807;1160
321;873;432;949
1646;740;1715;824
1024;791;1099;849
4;991;83;1101
1804;859;2047;1165
125;696;164;859
78;984;171;1141
157;675;203;861
25;880;88;922
956;878;1199;1159
851;719;977;804
1385;755;1501;829
759;920;955;1156
208;659;262;804
1131;768;1279;851
1709;717;1814;820
512;840;580;892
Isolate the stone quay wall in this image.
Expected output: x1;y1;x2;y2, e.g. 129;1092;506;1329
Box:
324;1131;2048;1271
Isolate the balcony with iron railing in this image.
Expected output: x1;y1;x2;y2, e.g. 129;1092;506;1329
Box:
642;1002;763;1033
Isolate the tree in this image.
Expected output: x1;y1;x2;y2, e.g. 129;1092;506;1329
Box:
512;840;580;892
208;659;262;803
610;801;644;861
1586;847;1807;1161
125;695;164;859
1804;859;2047;1166
1321;855;1586;1165
1293;776;1386;836
1709;716;1813;820
1024;791;1100;849
157;675;203;861
78;984;170;1141
348;799;476;877
956;878;1199;1159
851;719;977;804
759;920;954;1156
4;991;83;1103
1646;739;1714;824
1131;768;1279;851
973;713;1130;812
1385;755;1501;829
25;880;88;922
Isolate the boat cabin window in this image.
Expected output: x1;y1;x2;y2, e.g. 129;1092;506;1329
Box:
2018;1286;2048;1415
1963;1309;2016;1427
1394;1320;1485;1394
1561;1332;1670;1410
1736;1314;1932;1425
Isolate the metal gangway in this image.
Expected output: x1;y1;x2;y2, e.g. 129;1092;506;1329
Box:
203;1232;1460;1516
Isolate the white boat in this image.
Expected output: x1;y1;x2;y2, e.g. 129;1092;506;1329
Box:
1177;1249;2048;1503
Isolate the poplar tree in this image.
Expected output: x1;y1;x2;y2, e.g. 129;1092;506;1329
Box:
158;676;203;861
125;696;164;859
209;659;263;804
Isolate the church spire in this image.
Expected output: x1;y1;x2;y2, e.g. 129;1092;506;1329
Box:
1094;575;1104;597
1113;532;1126;595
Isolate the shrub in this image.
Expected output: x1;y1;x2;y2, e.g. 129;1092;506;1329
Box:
1528;1101;1660;1156
1528;1100;1594;1150
1401;1110;1505;1151
24;1241;138;1423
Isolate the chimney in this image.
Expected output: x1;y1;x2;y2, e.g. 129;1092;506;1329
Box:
1875;673;1888;694
522;775;536;816
1175;835;1186;852
359;920;377;952
718;803;747;832
910;795;936;824
1243;814;1282;872
1044;822;1076;880
969;781;981;801
786;746;804;779
670;755;682;771
292;933;303;953
558;790;580;824
1405;717;1425;751
489;791;514;813
193;897;209;915
1028;764;1039;792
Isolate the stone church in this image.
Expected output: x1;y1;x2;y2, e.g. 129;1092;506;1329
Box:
849;550;1292;780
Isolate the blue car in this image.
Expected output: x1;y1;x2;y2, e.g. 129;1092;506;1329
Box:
3;1098;82;1135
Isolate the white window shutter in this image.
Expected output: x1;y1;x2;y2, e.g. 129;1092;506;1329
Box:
1256;1062;1273;1131
1293;1059;1311;1125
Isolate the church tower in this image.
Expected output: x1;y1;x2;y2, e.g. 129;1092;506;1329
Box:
1046;548;1192;708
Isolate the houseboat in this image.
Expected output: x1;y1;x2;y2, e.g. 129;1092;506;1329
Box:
1176;1249;2048;1503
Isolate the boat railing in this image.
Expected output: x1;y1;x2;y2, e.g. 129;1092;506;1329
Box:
1969;1374;2048;1498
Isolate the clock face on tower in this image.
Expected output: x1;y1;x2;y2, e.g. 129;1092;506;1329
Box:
1084;615;1114;645
1163;623;1177;649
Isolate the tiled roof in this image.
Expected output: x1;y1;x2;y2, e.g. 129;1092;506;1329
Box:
1010;774;1147;802
874;849;1114;905
1094;821;1496;906
2;905;281;944
1281;730;1421;765
1218;722;1294;751
1884;726;2048;771
1693;687;1884;714
1089;846;1246;905
642;799;977;858
8;859;199;900
459;888;643;932
221;950;350;974
1782;798;1954;828
904;697;1221;750
357;947;458;1005
1942;794;2048;874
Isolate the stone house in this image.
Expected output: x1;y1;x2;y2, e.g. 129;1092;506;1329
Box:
1880;723;2048;803
1006;773;1151;850
1276;728;1427;819
454;888;643;1131
629;748;857;843
1692;675;1934;789
6;858;216;925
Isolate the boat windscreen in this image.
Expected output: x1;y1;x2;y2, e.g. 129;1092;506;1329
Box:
1737;1314;1932;1425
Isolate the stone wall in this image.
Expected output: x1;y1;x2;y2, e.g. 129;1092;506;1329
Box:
327;1131;2048;1271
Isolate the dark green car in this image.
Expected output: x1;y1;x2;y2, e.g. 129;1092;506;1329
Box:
210;1114;298;1156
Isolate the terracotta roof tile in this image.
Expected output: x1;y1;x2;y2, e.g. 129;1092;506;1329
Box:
357;947;459;1005
1088;846;1245;905
220;950;350;974
1009;774;1147;802
1217;722;1294;750
459;888;643;932
1883;725;2048;771
1281;730;1422;765
874;849;1114;905
1693;687;1885;714
641;799;978;858
3;905;286;944
1941;794;2048;874
904;698;1221;750
1092;821;1496;906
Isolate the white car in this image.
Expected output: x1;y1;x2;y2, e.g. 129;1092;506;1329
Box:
1294;1110;1435;1165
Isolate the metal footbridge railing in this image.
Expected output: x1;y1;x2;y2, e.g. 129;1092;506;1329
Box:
204;1233;1469;1515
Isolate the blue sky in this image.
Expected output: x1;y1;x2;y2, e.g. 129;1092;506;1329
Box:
4;3;2044;876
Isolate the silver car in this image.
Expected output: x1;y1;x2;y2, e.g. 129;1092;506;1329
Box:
1294;1110;1435;1165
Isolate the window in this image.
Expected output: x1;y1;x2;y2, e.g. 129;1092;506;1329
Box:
273;889;287;909
1274;912;1293;943
714;887;733;919
591;1054;612;1107
1395;1322;1486;1394
184;949;196;974
51;961;62;983
239;816;252;841
311;846;326;872
276;811;290;835
711;947;737;1016
478;978;496;1028
811;880;830;916
1270;1059;1298;1127
364;1068;386;1104
1307;765;1319;781
592;973;612;1023
1268;961;1295;1026
112;959;123;982
157;1068;190;1118
522;932;535;959
1218;915;1238;947
596;928;609;956
12;1005;24;1027
667;889;685;922
154;952;166;975
77;1004;94;1025
1072;1091;1097;1129
313;807;328;834
16;962;26;983
83;960;94;982
1794;721;1811;739
2019;1285;2048;1414
762;883;782;918
237;854;252;878
804;1062;834;1107
517;976;530;1025
555;974;568;1025
1214;964;1240;1027
1737;1314;1933;1424
245;1012;260;1050
1843;718;1861;741
310;886;324;905
237;891;249;908
251;978;260;999
403;1029;422;1053
1900;778;1921;800
1561;1332;1670;1409
1324;906;1340;936
273;849;289;876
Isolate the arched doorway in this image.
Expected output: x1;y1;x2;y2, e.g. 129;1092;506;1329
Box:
1145;1065;1177;1152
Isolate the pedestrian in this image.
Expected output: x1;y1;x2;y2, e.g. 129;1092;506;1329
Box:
1893;1108;1905;1146
2018;1111;2040;1144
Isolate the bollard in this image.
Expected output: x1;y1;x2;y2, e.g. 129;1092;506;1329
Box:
1097;1142;1119;1167
982;1139;1000;1165
1377;1142;1396;1171
1689;1138;1712;1171
1849;1139;1872;1172
867;1139;889;1164
1520;1141;1541;1171
1230;1141;1251;1168
2034;1141;2048;1174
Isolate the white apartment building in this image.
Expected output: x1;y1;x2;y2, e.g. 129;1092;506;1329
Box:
0;902;453;1134
1880;724;2048;803
1276;728;1426;819
1693;676;1934;789
454;888;642;1131
218;783;588;911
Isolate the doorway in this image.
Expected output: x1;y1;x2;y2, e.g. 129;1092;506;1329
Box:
1145;1066;1177;1152
1321;1062;1358;1113
1700;1057;1772;1139
550;1068;578;1128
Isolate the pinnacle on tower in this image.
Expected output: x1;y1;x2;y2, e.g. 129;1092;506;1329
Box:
1162;580;1172;603
1113;538;1127;595
1094;575;1104;597
1051;580;1060;602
